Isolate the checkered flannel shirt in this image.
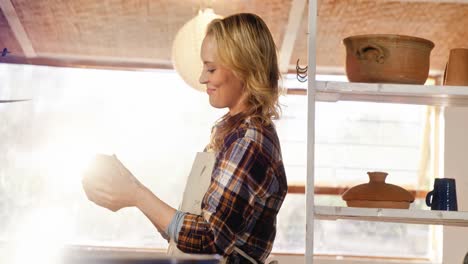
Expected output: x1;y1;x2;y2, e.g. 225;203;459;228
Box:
175;117;288;263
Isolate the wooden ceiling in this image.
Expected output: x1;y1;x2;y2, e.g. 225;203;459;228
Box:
0;0;467;76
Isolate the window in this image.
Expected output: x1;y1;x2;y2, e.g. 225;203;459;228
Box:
273;75;440;261
0;64;224;249
0;64;439;261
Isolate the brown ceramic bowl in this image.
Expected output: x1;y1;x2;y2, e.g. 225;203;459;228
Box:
343;34;435;84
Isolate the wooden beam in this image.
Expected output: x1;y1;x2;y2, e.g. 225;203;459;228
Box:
0;55;173;71
286;88;306;96
0;0;36;57
288;184;429;199
278;0;306;74
0;99;30;103
37;52;173;66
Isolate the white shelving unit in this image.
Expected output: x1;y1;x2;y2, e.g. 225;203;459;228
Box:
305;1;468;264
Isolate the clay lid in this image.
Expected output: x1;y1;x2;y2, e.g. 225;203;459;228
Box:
342;172;415;202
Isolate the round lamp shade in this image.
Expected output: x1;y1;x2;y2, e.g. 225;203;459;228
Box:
172;9;222;92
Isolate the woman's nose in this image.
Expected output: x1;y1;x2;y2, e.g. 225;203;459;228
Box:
199;71;208;84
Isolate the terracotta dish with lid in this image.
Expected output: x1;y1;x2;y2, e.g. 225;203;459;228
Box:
342;171;415;209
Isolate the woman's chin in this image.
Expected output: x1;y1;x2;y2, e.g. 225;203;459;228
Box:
208;98;224;109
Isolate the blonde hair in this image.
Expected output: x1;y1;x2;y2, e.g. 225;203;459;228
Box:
206;13;281;151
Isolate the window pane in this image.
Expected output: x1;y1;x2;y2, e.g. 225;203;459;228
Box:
0;64;224;248
278;93;426;189
273;194;432;258
274;83;433;258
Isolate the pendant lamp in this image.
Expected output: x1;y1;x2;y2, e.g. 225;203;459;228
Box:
172;9;222;92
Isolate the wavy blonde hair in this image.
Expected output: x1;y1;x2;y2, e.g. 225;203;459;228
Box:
206;13;282;151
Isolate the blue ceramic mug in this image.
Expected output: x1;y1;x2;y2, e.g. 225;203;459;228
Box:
425;178;458;211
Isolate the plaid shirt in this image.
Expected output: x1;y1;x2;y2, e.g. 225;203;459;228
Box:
176;117;288;263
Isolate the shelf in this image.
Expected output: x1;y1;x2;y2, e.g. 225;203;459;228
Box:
315;81;468;106
315;206;468;227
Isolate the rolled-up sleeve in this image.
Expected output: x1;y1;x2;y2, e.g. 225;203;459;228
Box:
176;136;274;256
176;213;218;253
166;210;187;243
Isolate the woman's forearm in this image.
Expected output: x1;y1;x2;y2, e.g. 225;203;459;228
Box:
135;185;177;234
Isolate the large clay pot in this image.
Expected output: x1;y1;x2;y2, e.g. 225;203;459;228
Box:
343;34;434;84
342;171;415;209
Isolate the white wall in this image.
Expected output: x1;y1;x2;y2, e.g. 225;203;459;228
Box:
443;107;468;264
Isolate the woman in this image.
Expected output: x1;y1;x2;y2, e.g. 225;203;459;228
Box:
82;13;287;263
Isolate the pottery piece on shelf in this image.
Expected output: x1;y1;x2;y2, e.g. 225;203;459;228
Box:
342;171;415;209
343;34;434;84
443;48;468;86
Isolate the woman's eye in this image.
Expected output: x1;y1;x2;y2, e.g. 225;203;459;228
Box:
208;69;216;73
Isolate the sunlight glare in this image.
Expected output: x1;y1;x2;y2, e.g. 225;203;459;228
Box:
7;207;74;264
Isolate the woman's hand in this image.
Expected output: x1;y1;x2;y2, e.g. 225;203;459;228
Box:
83;155;177;237
82;154;143;212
